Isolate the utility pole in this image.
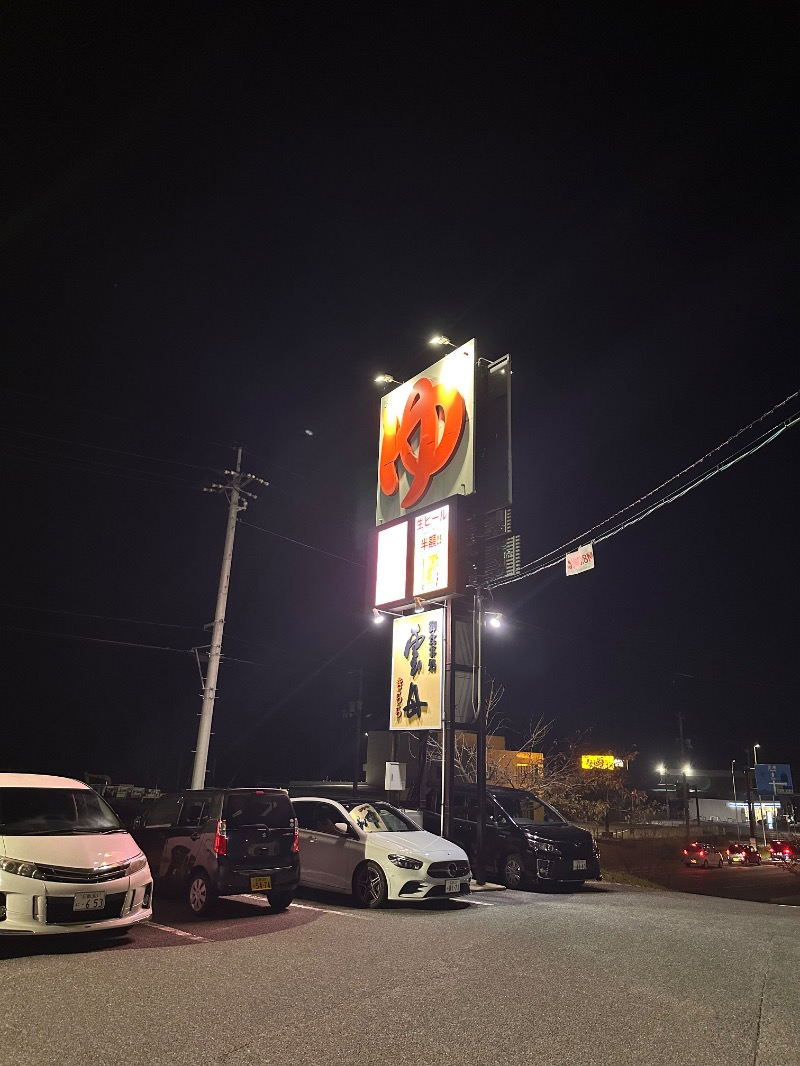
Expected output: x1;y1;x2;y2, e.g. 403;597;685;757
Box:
474;586;487;885
352;667;364;796
190;446;268;790
677;712;690;836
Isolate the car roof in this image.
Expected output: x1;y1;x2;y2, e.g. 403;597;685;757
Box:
0;773;91;790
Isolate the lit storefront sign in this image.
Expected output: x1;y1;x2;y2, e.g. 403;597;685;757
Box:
390;608;444;731
412;504;449;596
372;498;461;610
581;755;622;771
375;522;408;607
376;342;475;525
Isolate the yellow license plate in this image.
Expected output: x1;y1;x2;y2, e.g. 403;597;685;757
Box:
250;876;272;891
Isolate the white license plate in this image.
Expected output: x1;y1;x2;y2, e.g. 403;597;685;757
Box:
573;859;587;871
73;892;105;912
445;879;461;893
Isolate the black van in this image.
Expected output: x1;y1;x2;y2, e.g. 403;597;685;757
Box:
133;787;300;916
421;785;601;889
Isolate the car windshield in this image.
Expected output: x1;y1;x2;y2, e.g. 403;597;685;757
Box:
494;791;568;826
0;787;123;835
340;801;417;833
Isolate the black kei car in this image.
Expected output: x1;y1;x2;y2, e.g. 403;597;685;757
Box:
133;787;300;916
421;785;601;889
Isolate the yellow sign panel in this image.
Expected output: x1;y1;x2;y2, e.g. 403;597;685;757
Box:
581;754;616;771
390;608;445;731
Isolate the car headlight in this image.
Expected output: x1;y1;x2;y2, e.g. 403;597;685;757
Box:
529;839;561;856
127;853;149;876
387;854;423;870
0;855;45;879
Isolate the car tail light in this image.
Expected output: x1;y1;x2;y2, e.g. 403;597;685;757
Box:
699;850;705;857
726;849;731;855
292;824;299;854
683;849;688;856
214;819;228;857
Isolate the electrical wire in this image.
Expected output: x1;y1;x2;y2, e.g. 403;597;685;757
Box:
0;625;194;654
1;448;206;489
0;602;205;631
515;390;799;577
491;404;799;590
0;425;223;473
238;518;365;567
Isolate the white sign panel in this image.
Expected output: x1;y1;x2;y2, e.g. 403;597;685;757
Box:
390;607;445;731
566;544;594;576
376;342;475;525
375;521;408;607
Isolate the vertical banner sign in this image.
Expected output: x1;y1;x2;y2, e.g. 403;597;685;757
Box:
412;504;449;596
390;607;445;730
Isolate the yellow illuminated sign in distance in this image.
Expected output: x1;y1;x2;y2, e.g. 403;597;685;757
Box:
581;755;616;771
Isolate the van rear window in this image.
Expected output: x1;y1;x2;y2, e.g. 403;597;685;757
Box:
224;793;294;829
0;788;122;835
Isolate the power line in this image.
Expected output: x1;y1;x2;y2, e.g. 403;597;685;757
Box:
1;448;205;489
0;425;223;473
492;398;799;589
0;625;194;654
239;518;365;567
0;601;205;632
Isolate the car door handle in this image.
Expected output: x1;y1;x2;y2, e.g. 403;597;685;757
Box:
190;832;200;841
308;835;317;842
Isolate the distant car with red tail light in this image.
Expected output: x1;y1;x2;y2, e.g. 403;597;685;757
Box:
768;839;800;863
683;842;724;868
725;843;762;865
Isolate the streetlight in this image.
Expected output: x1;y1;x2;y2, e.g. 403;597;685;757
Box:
429;335;456;347
752;744;767;848
731;759;740;841
657;765;669;823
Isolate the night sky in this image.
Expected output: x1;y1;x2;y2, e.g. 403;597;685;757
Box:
2;4;797;793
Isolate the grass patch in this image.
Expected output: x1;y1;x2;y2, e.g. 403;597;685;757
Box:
601;867;668;890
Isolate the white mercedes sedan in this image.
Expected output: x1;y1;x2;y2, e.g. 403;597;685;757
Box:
292;797;471;907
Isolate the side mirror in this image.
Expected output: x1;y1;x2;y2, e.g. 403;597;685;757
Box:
334;822;349;835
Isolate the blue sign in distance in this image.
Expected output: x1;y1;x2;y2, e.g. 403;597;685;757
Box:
755;763;794;795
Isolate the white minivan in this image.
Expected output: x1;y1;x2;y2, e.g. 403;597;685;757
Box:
0;773;153;935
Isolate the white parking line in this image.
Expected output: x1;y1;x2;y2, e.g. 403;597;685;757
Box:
233;894;374;920
148;921;208;943
289;902;374;920
465;898;497;906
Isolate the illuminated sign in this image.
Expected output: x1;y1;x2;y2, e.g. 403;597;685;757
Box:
755;763;794;795
412;504;449;596
370;496;463;609
581;755;618;771
377;343;475;524
390;608;445;731
375;522;408;607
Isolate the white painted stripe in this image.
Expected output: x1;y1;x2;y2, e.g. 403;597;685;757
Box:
289;902;373;920
148;921;208;942
464;898;496;906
